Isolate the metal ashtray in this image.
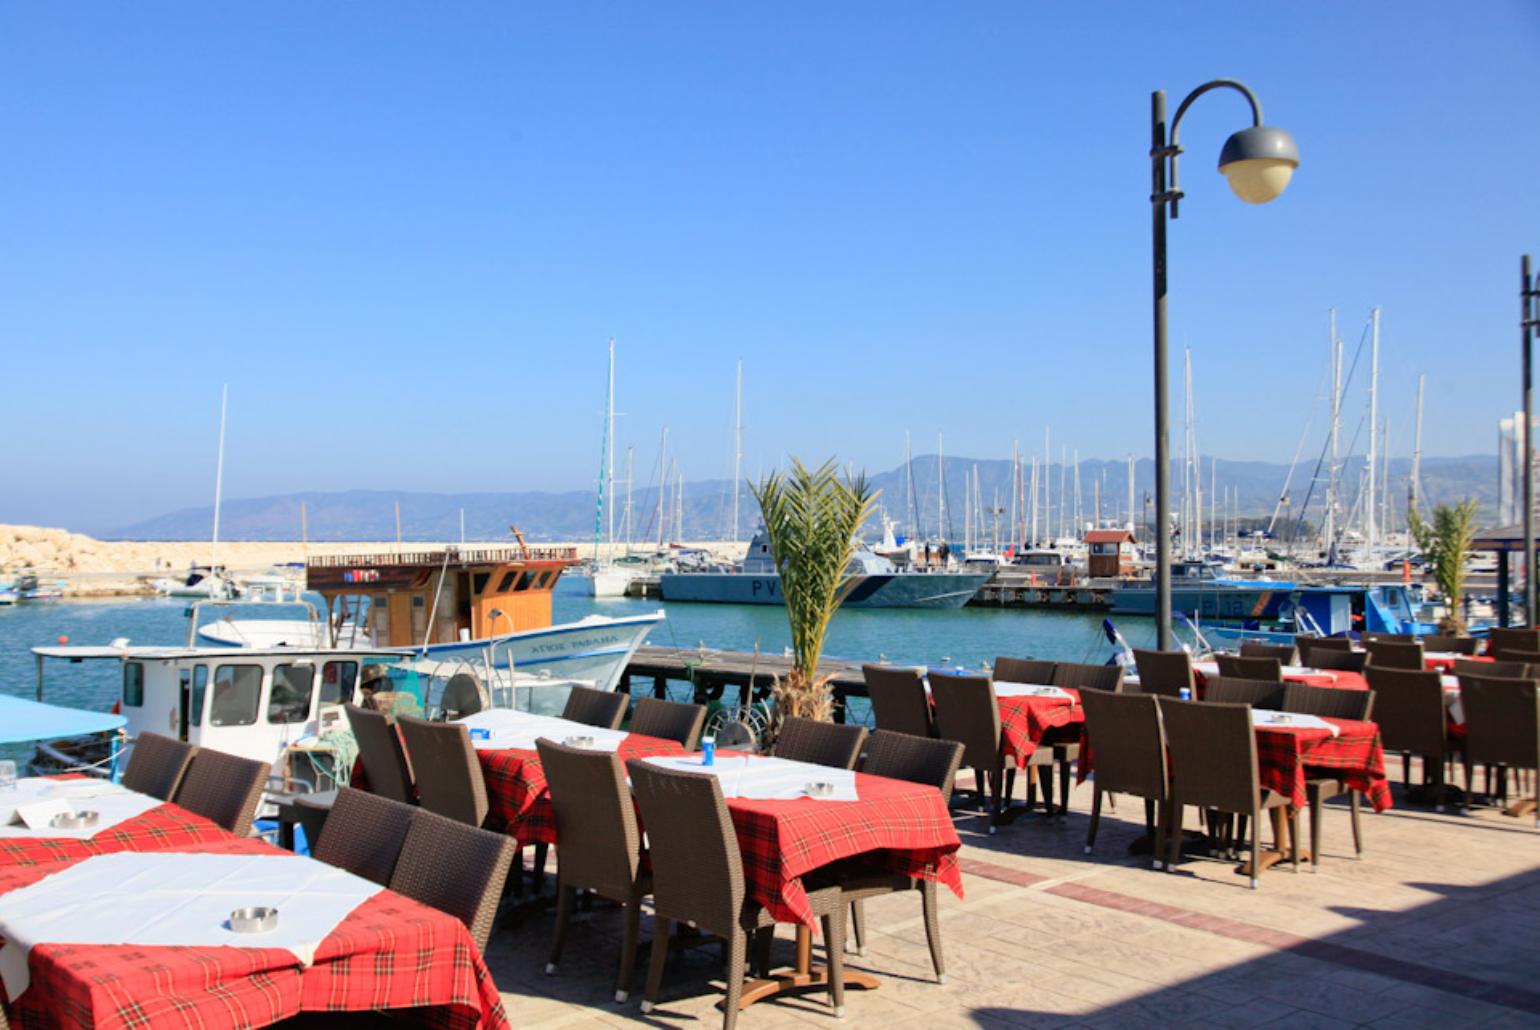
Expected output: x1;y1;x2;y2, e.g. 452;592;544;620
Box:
805;781;835;798
49;810;99;830
229;907;279;934
1272;713;1294;724
564;735;595;749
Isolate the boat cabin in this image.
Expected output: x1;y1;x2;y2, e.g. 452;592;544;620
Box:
1085;529;1138;578
306;545;578;647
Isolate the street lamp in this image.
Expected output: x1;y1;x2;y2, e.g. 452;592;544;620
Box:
1523;255;1538;625
1150;80;1299;649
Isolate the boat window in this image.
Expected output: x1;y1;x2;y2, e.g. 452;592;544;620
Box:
190;666;209;725
269;664;315;724
516;571;537;591
472;573;490;596
321;661;357;705
497;572;517;592
209;665;262;727
123;662;144;707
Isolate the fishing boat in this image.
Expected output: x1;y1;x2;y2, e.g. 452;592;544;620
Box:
152;565;241;599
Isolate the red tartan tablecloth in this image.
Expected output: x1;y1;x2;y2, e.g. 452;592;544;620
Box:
1257;718;1393;812
477;732;684;843
1193;667;1367;693
725;770;963;927
0;819;508;1029
1000;689;1084;766
0;802;239;868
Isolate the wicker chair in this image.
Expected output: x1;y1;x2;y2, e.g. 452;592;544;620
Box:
1204;676;1285;709
1079;689;1170;867
121;732;197;801
626;759;848;1025
1367;666;1457;810
861;665;934;738
345;704;416;803
1240;641;1299;665
396;715;490;827
537;738;650;1001
1365;640;1425;671
1040;665;1117;811
1132;649;1195;697
307;787;416;885
1309;648;1370;674
562;686;629;730
1296;636;1353;666
1486;628;1540;660
1215;655;1283;682
1282;684;1376;862
773;716;867;770
1051;662;1125;693
1454;658;1531;679
1491;650;1540;672
173;749;272;837
992;657;1058;685
929;672;1009;832
629;697;707;750
1422;635;1477;655
1161;699;1297;888
390;806;516;952
1361;632;1413;644
842;730;964;975
1459;675;1540;825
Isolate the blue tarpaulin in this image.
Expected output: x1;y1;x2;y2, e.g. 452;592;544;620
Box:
0;694;125;745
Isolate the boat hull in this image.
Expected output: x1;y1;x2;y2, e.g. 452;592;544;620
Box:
657;572;990;609
585;568;636;598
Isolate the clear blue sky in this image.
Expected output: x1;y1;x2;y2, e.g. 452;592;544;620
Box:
4;3;1538;531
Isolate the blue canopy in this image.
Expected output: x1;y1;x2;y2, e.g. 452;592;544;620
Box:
0;694;125;745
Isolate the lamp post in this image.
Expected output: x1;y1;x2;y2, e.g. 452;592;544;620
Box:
1149;80;1299;649
1524;255;1538;625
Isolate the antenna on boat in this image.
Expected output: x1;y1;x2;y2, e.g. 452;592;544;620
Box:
210;384;227;576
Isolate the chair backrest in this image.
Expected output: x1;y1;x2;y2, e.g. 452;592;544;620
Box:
1051;662;1125;693
1159;699;1259;814
562;686;629;730
992;657;1057;685
1453;658;1529;679
173;748;271;837
389;806;516;952
1486;628;1540;659
1132;649;1193;697
1078;688;1167;800
1365;640;1425;671
1362;632;1413;644
345;704;416;803
1491;650;1540;672
1282;682;1375;720
1459;675;1540;769
1308;647;1370;673
311;787;417;885
1204;676;1285;709
774;716;867;770
121;732;197;801
629;696;708;750
1364;666;1447;757
536;737;642;898
440;672;484;719
860;729;965;803
396;715;489;827
861;665;934;739
1422;635;1477;655
626;758;744;936
1240;641;1298;665
1296;635;1352;656
927;672;1001;769
1215;654;1283;682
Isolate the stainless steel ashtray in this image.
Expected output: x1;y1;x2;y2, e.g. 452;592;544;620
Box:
805;781;835;798
564;735;595;749
229;907;279;933
49;810;99;830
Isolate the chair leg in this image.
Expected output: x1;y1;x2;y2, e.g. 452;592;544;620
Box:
752;925;774;977
615;889;642;1002
822;909;848;1017
722;929;747;1030
1059;755;1072;817
1249;808;1260;890
1349;792;1363;856
533;841;551;892
1085;786;1103;854
1166;800;1184;872
989;762;1004;835
639;918;672;1014
1025;766;1037;810
1005;767;1018;808
1152;797;1169;872
546;883;575;973
1307;787;1323;869
1434;753;1446;813
1040;761;1056;818
849;900;865;956
1290;808;1301;874
920;881;945;983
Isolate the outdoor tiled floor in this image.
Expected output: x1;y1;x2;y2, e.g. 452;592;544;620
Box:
483;766;1540;1028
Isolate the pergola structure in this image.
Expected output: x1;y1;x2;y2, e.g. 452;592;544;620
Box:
1469;525;1538;627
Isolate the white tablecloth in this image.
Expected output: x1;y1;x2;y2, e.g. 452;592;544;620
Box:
1439;675;1465;725
642;754;859;801
1250;710;1341;737
0;851;382;998
0;779;160;839
456;708;628;752
992;681;1074;701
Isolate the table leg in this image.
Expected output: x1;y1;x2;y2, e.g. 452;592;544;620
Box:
736;924;880;1010
1237;807;1310;876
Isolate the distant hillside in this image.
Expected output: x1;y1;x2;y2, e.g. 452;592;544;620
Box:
107;454;1498;542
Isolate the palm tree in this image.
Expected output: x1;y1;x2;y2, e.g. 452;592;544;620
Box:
752;459;878;724
1407;498;1479;634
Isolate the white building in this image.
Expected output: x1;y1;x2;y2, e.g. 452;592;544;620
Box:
1498;412;1540;524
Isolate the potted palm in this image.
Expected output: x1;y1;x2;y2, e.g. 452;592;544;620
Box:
751;459;878;726
1407;499;1479;635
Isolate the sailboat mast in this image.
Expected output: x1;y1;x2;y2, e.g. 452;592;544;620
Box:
732;358;743;543
1072;449;1082;535
1367;306;1381;561
1410;375;1425;517
1029;457;1039;546
1009;441;1018;549
624;446;634;554
904;431;920;539
1327;309;1340;559
1127;455;1136;534
655;427;669;551
607;339;617;554
211;384;227;574
1210;458;1217;554
1059;445;1068;543
1043;427;1051;546
964;466;973;552
937;433;947;544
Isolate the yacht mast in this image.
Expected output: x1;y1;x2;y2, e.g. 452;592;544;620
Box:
1009;441;1019;549
1072;449;1082;536
731;357;743;543
1059;445;1068;543
623;446;634;554
1410;374;1425;517
1029;456;1039;546
1366;306;1381;562
655;427;669;551
904;431;920;539
937;433;947;544
1210;458;1218;554
1043;428;1051;545
964;466;973;552
1327;309;1340;560
210;384;227;574
1127;455;1136;534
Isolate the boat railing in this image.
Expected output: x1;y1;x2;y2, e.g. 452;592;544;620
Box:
309;546;578;568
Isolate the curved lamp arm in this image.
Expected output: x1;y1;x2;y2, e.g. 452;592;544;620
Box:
1155;79;1266;218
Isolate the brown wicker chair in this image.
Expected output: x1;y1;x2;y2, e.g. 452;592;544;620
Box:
1132;649;1194;697
1361;632;1413;643
992;657;1057;685
1296;636;1353;666
1079;688;1170;867
1486;628;1540;660
1422;635;1477;655
862;665;934;738
1365;640;1425;671
389;806;517;952
562;686;629;730
1161;699;1297;888
1204;676;1285;709
1215;655;1283;682
1491;650;1540;672
626;759;848;1024
345;704;416;803
1459;675;1540;825
629;696;707;750
1240;641;1299;665
307;786;416;885
173;748;271;837
121;732;197;801
1051;662;1125;693
1281;684;1376;862
842;730;964;975
1309;648;1370;673
929;672;1009;832
1454;658;1531;679
1367;666;1457;810
773;716;867;770
396;715;490;827
537;738;650;1001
